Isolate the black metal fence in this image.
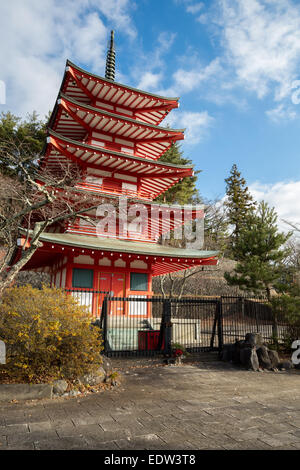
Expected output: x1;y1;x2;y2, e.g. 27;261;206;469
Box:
95;295;292;357
65;289;292;357
220;296;289;344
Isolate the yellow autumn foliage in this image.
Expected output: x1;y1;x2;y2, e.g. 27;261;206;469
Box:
0;285;103;382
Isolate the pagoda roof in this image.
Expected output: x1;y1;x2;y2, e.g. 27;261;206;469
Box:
50;93;184;160
58;60;179;126
20;231;218;276
46;131;192;200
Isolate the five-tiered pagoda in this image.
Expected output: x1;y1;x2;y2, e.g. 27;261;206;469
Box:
16;31;218;316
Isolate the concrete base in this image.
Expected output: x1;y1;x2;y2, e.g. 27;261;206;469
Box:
0;383;53;401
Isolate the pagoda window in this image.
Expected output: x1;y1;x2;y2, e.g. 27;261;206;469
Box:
72;268;94;288
130;272;148;291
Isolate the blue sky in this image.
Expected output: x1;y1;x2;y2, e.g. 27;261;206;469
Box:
0;0;300;228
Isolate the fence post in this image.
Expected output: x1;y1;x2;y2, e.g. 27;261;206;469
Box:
101;296;109;354
240;297;245;317
163;299;172;356
210;302;219;350
217;298;224;355
272;311;279;346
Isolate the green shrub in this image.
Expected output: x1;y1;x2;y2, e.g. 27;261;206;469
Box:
271;292;300;352
0;285;103;383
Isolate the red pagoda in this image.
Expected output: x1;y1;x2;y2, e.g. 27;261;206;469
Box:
17;31;218;316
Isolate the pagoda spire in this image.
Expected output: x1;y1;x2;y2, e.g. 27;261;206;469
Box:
105;30;116;81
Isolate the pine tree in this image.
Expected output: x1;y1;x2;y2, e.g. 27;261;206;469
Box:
224;201;292;300
155;142;201;205
0;111;48;177
224;164;256;253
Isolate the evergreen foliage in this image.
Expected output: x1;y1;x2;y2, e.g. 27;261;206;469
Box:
224;164;256;253
155;142;201;204
224;201;292;300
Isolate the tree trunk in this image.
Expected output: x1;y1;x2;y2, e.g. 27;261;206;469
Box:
0;243;40;298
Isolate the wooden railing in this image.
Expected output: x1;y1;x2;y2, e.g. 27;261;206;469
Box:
65;223;158;243
75;181;154;200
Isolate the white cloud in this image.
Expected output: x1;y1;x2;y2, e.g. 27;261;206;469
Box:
217;0;300;107
172;58;222;94
173;0;300;120
249;180;300;232
186;3;204;14
0;0;135;117
137;72;163;91
266;103;297;122
157;57;222;97
165;110;214;145
196;13;208;24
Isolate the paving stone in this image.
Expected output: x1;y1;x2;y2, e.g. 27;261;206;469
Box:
258;436;288;448
35;436;88;450
94;414;116;425
99;420;144;434
56;423;103;438
271;432;300;445
7;429;58;447
54;422;78;438
6;443;35;450
159;440;196;450
157;429;197;444
0;435;7;447
0;423;29;435
29;421;53;432
71;415;102;426
115;434;165;450
4;415;28;426
222;439;273;450
83;435;120;450
137;421;168;434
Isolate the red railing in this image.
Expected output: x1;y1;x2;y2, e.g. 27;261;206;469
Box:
65;223;158;242
75;181;154;200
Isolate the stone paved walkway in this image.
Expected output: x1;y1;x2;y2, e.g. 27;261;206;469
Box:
0;355;300;450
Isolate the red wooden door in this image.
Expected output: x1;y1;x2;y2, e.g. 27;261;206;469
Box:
111;273;125;315
98;273;112;317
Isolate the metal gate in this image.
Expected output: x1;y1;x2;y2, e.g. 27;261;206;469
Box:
99;296;222;357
